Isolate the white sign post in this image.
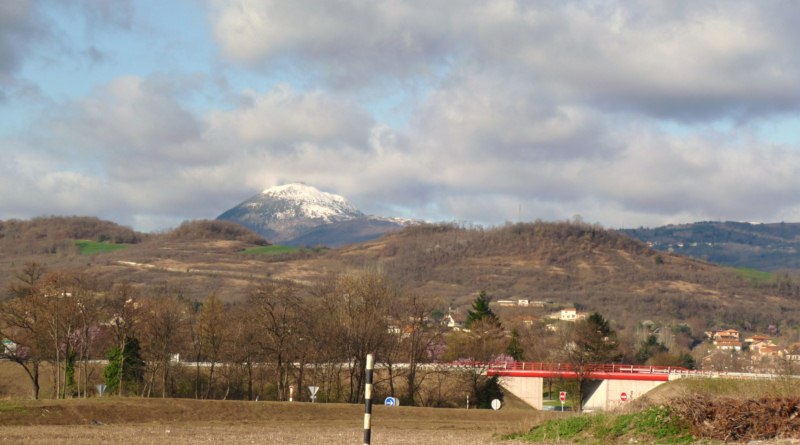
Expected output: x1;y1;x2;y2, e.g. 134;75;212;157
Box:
559;391;566;412
309;385;319;403
289;385;295;402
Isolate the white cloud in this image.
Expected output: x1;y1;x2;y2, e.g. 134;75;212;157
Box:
207;85;372;150
4;0;800;232
211;0;800;120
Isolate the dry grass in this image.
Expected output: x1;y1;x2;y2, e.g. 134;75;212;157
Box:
0;397;546;445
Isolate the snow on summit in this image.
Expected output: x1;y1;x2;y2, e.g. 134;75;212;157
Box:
261;183;362;221
217;182;410;246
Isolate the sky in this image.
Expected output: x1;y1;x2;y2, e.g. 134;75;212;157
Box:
3;0;800;232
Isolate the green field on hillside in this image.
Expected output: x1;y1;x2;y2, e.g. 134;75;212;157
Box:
75;240;130;255
731;267;774;285
243;245;300;255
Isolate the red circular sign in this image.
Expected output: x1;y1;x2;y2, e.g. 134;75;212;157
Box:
559;391;566;402
620;392;628;402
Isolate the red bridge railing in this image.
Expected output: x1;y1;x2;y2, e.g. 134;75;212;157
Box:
485;361;695;381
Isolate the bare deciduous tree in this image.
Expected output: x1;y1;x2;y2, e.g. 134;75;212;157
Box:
247;280;302;401
139;295;190;397
198;294;226;399
324;270;396;403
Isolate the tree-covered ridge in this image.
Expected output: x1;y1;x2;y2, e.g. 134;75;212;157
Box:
620;221;800;271
161;220;268;245
333;221;800;330
0;216;145;255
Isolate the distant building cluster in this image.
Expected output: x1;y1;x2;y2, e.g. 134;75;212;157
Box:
703;328;800;369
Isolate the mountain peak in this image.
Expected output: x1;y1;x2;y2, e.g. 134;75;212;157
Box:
218;183;412;246
258;183;362;221
262;182;317;195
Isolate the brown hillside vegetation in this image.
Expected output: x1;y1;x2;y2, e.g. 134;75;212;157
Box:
0;216;145;255
160;220;269;245
327;222;800;330
2;218;799;332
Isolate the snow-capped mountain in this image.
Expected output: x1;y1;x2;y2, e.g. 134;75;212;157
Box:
217;183;411;247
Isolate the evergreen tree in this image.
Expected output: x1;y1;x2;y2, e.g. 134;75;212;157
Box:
475;375;504;409
505;328;524;361
466;291;498;328
104;336;144;395
635;334;668;364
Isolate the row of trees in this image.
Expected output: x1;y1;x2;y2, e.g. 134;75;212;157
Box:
1;262;640;409
0;264;455;404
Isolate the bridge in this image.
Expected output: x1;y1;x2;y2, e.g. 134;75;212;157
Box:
486;362;693;411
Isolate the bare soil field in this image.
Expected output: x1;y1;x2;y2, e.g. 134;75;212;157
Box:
0;398;546;444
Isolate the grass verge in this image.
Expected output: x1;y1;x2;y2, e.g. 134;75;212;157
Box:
505;406;693;444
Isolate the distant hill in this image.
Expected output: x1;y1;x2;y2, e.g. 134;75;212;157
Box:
0;216;145;255
4;218;800;335
320;222;800;331
216;183;412;247
620;221;800;271
164;220;268;245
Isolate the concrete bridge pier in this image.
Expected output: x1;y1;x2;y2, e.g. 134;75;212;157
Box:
489;361;685;411
498;376;544;410
582;379;664;411
498;376;668;411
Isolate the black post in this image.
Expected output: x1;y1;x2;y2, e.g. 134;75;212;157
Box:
363;353;374;445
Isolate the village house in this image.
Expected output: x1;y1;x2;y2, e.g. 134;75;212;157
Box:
750;339;781;358
441;311;466;331
744;334;770;344
715;340;743;351
546;307;587;322
559;308;587;321
703;328;743;351
705;329;740;344
755;344;783;359
560;308;578;321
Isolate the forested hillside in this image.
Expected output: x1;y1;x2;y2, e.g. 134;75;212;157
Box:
3;218;800;335
621;221;800;271
5;217;800;402
327;222;800;332
0;216;145;255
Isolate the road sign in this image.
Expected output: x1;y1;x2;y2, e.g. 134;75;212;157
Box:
491;399;502;410
309;385;319;402
620;392;628;402
385;397;399;406
559;391;566;402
